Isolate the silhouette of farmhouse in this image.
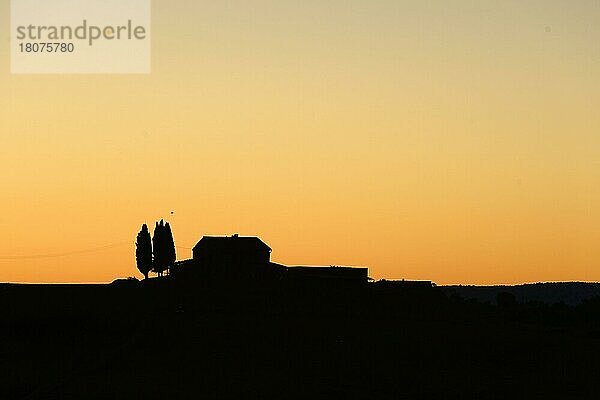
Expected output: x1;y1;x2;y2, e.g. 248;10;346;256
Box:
174;234;368;285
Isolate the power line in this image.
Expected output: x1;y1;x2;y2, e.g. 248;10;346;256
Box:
0;242;131;260
0;242;195;260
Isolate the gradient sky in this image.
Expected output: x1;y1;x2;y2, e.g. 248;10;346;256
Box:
0;0;599;284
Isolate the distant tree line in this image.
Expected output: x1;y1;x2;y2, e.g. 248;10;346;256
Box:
135;220;176;279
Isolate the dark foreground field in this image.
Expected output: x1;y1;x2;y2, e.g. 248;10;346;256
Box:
2;280;600;399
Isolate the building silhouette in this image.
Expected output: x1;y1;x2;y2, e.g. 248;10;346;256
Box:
174;234;368;284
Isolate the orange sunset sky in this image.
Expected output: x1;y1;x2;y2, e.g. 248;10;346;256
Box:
1;1;599;284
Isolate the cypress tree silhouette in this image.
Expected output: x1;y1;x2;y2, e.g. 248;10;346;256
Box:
135;224;152;279
164;222;176;275
151;219;176;276
152;220;166;277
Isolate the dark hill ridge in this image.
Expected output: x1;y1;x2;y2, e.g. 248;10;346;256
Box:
441;282;600;305
3;279;600;399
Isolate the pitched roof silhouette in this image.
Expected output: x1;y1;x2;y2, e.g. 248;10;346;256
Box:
192;234;272;253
